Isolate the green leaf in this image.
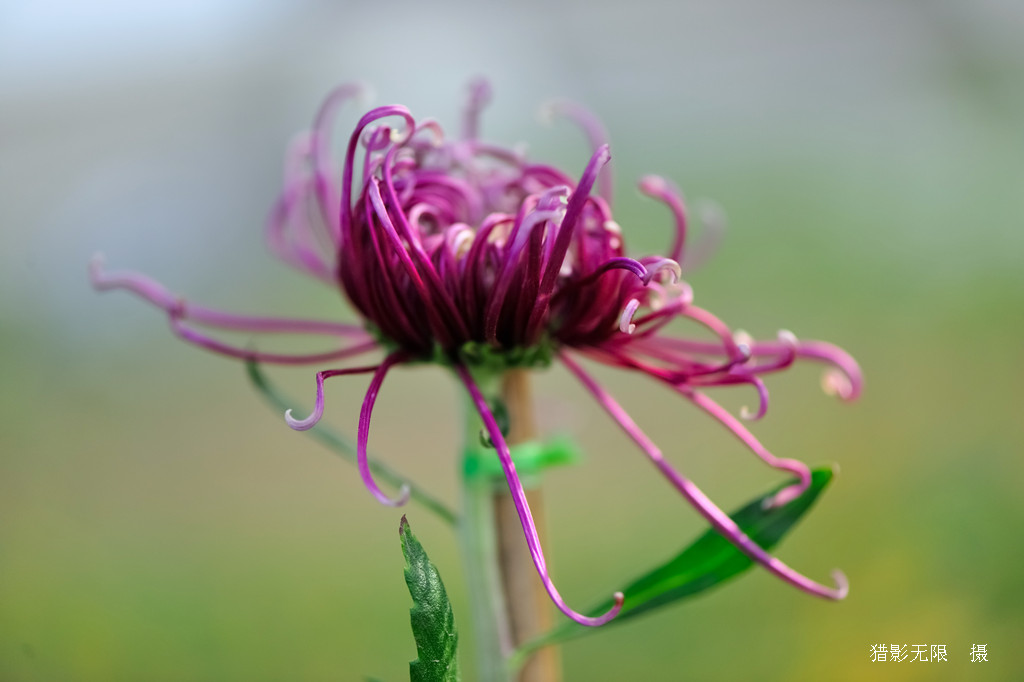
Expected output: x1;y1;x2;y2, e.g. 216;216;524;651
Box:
520;467;836;652
400;516;460;682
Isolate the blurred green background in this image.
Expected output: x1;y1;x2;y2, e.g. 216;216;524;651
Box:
2;1;1022;680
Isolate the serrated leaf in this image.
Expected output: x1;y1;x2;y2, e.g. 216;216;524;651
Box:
523;467;835;651
400;516;460;682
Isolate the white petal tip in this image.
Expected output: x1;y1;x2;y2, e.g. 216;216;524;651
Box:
831;570;850;599
284;408;318;432
88;253;108;285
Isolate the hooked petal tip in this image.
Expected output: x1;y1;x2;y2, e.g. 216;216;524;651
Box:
619;299;641;334
641;258;682;285
831;570;850;599
373;483;412;508
568;590;624;627
284;407;321;431
537;100;559;125
89;252;110;288
761;482;805;509
822;369;855;400
637;174;668;195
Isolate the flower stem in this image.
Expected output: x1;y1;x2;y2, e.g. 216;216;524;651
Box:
460;378;513;682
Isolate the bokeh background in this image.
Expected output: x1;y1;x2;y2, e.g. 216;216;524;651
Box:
3;1;1022;680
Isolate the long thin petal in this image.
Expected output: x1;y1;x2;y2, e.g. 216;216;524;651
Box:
680;388;810;508
456;365;624;627
357;353;411;506
462;77;492;141
285;363;383;431
536;145;611;299
752;339;864;401
638;175;687;264
541;99;613;206
311;83;365;240
560;353;847;600
91;254;363;336
170;318;379;366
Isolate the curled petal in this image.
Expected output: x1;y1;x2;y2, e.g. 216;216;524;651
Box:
285;364;383;431
641;258;682;285
418;118;445;140
737;375;770;422
537;145;611;296
639;280;694;318
91;253;179;310
681;388;809;508
750;338;864;401
484;208;561;341
365;178;458;348
569;257;648;290
561;353;845;599
619;299;641;334
676;304;748;364
340;105;416;243
732;329;753;360
745;329;798;375
525;145;613;340
265;135;338;284
684;202;727;273
462;77;492;141
541;99;613;205
311;83;365;239
456;365;624;627
822;370;853;399
638;174;687;265
357;354;411;506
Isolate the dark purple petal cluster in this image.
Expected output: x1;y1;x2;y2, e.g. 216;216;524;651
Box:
93;79;862;627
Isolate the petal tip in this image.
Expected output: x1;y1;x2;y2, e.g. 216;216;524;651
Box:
284;407;319;431
89;252;108;288
831;570;850;599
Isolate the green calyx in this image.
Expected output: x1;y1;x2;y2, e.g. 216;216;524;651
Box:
453;339;555;372
366;323;557;372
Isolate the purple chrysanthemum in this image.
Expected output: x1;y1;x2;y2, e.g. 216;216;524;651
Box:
92;79;862;627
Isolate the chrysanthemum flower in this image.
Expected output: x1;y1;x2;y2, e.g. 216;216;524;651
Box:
92;79;862;627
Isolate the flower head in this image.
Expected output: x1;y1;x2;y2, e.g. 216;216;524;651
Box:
93;79;862;627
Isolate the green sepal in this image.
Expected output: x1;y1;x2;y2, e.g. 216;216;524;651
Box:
365;321;556;372
519;467;836;652
400;516;460;682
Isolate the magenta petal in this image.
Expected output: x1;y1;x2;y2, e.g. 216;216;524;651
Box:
356;353;411;507
561;353;847;601
456;365;624;627
285;364;383;431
